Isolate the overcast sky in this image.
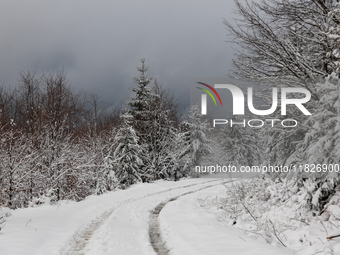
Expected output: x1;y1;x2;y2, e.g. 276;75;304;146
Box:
1;0;237;110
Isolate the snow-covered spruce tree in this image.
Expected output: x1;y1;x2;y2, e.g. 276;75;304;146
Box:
114;114;143;188
124;59;153;181
124;60;181;181
125;59;153;131
180;104;213;174
143;82;179;180
164;132;186;181
220;116;263;167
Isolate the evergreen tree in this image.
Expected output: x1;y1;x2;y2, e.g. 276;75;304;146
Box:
181;104;213;173
114;115;143;188
126;58;153;134
124;59;154;181
124;60;181;181
145;85;178;180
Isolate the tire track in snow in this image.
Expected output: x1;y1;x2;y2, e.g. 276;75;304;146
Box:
149;180;231;255
64;209;115;255
62;179;221;255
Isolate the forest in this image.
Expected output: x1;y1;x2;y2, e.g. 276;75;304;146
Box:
0;0;339;224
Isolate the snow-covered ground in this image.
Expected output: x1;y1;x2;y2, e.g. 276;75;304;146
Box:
0;176;327;255
160;184;291;255
0;178;223;255
5;176;338;255
196;178;340;255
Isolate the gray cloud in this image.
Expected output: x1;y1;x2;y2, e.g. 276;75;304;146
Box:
0;0;237;110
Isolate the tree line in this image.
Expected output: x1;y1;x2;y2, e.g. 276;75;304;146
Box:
0;60;211;209
2;0;339;214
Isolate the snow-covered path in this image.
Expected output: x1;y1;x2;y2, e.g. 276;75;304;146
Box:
68;179;223;255
0;178;291;255
159;183;291;255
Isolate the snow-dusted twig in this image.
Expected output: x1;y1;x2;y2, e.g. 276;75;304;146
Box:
327;234;340;240
26;219;31;226
0;216;5;232
316;216;329;237
289;217;310;226
269;220;286;247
